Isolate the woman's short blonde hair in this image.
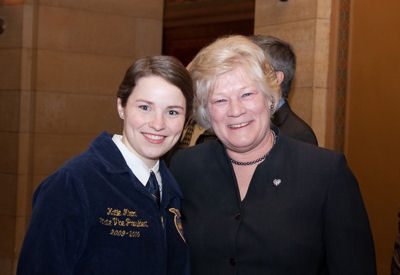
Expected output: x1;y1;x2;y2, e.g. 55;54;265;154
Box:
189;35;281;129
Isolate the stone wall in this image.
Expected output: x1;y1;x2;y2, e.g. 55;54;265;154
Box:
0;1;163;273
254;0;332;146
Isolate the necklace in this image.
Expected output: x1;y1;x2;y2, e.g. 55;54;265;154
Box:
229;130;276;166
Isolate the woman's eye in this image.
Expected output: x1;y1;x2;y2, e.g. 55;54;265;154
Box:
168;110;179;115
214;99;227;103
139;105;149;111
242;92;252;97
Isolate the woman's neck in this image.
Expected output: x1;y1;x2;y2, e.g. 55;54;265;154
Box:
226;129;275;165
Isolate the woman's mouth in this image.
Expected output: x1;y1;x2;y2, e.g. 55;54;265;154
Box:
143;133;166;143
228;121;250;129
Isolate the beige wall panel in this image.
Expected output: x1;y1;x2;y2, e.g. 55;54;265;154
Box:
18;90;33;133
0;4;34;48
0;132;18;174
0;256;12;275
1;1;164;273
0;49;21;90
13;215;30;272
0;4;23;48
15;173;30;216
34;92;119;134
255;20;316;88
16;132;31;174
37;6;138;57
37;0;163;19
346;1;400;272
255;0;317;26
32;133;100;177
134;19;163;58
311;87;327;145
313;19;330;88
21;4;34;48
0;91;20;132
20;48;34;91
317;0;331;19
0;214;16;256
0;173;17;216
288;87;314;123
4;0;26;4
36;50;132;95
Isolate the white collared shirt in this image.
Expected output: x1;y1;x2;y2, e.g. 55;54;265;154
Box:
112;134;162;198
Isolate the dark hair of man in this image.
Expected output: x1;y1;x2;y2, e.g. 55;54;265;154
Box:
117;55;193;119
250;35;296;98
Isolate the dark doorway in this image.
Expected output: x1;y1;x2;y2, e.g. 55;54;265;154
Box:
163;0;255;66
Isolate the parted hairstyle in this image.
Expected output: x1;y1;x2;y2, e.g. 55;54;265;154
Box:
188;35;281;130
250;35;296;98
117;55;193;120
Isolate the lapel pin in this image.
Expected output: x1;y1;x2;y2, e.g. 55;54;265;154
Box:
273;179;281;186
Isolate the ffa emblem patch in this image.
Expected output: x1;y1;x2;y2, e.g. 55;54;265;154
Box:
169;208;186;243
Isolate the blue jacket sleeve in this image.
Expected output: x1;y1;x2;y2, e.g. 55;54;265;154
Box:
324;155;377;274
17;170;88;275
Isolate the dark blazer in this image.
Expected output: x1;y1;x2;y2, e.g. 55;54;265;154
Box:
170;129;376;275
17;132;189;275
272;102;318;146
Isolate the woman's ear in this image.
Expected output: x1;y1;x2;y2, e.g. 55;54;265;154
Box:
186;60;193;70
275;71;284;86
117;98;124;119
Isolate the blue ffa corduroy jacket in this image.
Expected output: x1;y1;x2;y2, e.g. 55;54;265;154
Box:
17;132;189;275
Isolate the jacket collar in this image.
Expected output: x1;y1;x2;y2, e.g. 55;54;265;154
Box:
89;131;131;174
272;102;290;126
90;131;183;201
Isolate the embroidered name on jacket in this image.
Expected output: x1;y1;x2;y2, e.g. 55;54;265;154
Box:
99;207;149;238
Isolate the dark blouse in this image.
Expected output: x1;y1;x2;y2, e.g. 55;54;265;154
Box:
170;129;376;275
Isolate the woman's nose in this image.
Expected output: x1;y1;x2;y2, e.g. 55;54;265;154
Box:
148;112;165;131
228;99;245;117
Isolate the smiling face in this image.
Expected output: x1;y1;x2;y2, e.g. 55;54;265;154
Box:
208;66;272;154
117;75;186;168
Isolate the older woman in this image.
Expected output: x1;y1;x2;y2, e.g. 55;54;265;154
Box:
17;56;192;275
169;35;376;274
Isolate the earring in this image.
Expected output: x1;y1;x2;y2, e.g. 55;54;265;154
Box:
119;113;124;119
269;104;274;110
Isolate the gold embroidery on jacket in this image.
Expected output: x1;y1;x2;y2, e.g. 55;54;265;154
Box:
99;207;149;238
169;208;186;243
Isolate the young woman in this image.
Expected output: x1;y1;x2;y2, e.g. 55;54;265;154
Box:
17;56;193;275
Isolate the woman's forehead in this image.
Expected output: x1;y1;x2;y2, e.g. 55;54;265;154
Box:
213;67;255;89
